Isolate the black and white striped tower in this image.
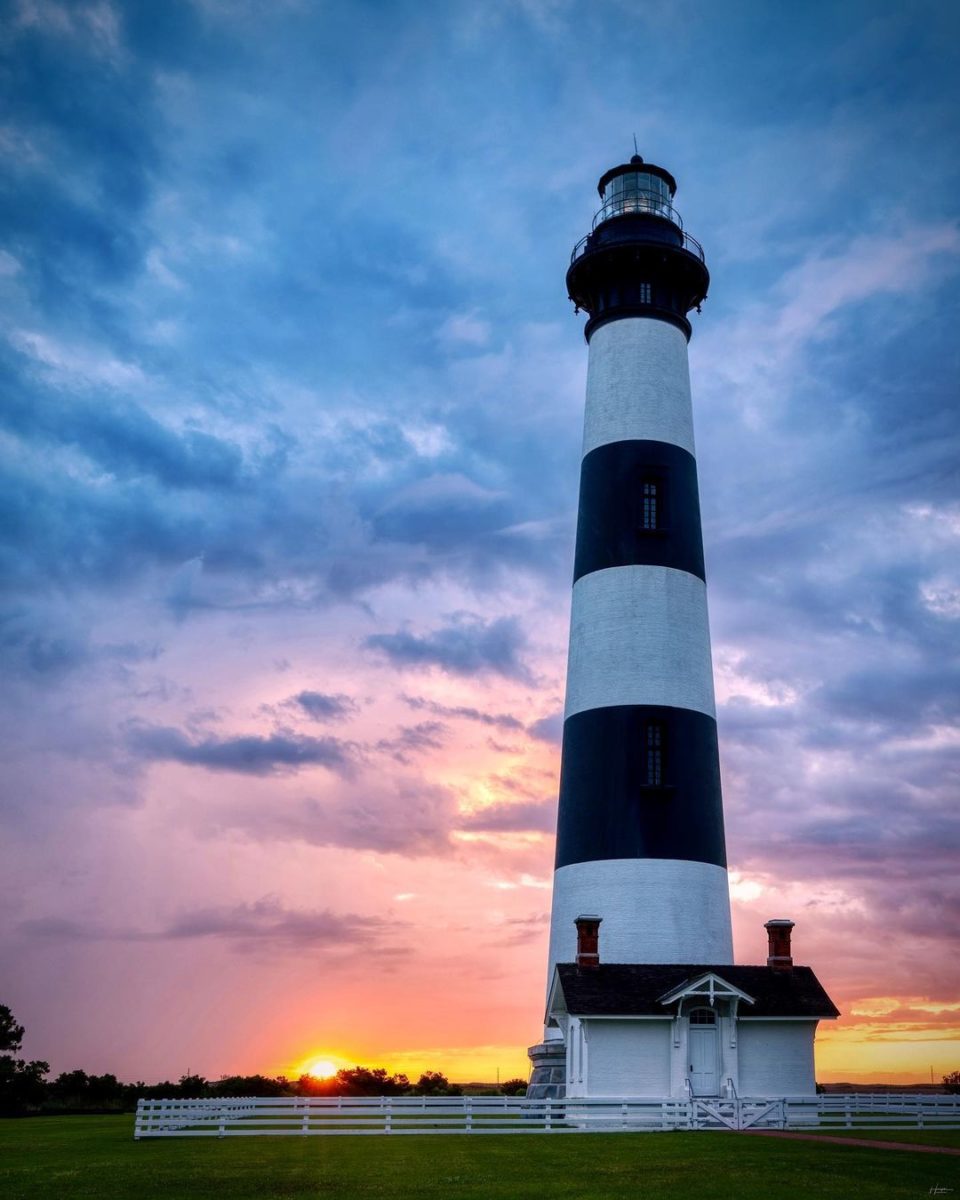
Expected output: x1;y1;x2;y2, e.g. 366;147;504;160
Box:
546;155;733;977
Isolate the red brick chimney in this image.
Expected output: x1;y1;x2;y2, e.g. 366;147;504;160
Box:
765;919;795;971
575;914;602;969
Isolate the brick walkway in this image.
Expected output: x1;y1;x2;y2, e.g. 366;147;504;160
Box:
741;1130;960;1156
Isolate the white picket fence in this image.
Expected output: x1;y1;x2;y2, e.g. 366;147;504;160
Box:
134;1093;960;1138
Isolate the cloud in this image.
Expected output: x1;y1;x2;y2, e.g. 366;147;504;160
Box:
527;711;563;744
126;724;356;776
458;799;555;834
402;694;524;731
287;690;358;723
2;359;247;490
0;605;158;682
216;779;458;858
162;898;405;954
375;721;448;763
372;473;512;550
18;897;406;956
435;310;491;348
365;613;534;682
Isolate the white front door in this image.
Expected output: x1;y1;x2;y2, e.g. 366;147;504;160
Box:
688;1009;719;1096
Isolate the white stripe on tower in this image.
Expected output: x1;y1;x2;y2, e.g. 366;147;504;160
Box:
583;319;696;456
564;564;716;720
548;859;733;968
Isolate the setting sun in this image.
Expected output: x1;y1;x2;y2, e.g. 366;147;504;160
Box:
305;1059;339;1079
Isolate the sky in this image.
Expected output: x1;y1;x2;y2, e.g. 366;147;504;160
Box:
1;0;959;1087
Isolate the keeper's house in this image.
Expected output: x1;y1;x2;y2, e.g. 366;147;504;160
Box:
543;916;839;1099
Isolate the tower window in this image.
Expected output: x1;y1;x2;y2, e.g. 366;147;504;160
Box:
642;479;659;530
639;281;652;304
644;721;663;786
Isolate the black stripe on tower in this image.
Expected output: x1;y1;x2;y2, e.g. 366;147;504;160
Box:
573;440;705;584
554;705;726;870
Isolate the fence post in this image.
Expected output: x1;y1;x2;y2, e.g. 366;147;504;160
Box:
545;1098;552;1133
218;1102;226;1139
302;1099;310;1136
465;1097;473;1134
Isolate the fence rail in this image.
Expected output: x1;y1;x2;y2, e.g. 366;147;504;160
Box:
134;1094;960;1139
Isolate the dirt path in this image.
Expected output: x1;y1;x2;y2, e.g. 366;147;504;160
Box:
741;1130;960;1156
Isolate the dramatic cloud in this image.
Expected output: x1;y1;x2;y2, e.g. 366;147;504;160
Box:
2;0;958;1084
403;694;525;731
288;691;359;723
527;711;563;744
126;725;356;776
19;898;406;956
205;779;461;859
458;800;556;834
375;721;448;764
163;898;405;955
365;614;534;682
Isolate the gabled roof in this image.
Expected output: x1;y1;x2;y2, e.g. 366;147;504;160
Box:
553;963;839;1020
658;971;756;1006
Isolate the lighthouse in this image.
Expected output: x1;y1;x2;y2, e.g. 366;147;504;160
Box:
549;155;732;974
527;155;837;1102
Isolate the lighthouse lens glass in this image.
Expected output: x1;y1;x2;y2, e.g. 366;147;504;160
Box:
602;172;672;222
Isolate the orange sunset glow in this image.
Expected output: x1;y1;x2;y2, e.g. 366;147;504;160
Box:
303;1059;340;1080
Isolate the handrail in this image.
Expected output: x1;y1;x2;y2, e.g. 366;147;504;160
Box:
570;225;705;265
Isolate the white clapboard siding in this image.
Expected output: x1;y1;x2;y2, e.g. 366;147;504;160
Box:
134;1093;960;1138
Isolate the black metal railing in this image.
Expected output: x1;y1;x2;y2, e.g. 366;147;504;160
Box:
570;225;705;266
569;189;705;265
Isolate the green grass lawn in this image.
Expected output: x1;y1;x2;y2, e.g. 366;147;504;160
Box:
1;1116;958;1200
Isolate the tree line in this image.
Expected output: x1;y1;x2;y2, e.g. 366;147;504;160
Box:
0;1003;528;1115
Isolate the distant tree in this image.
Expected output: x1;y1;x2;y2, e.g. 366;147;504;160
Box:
176;1073;209;1097
0;1003;49;1115
47;1070;131;1112
499;1078;528;1096
0;1055;49;1114
0;1005;25;1054
943;1070;960;1094
295;1072;328;1096
210;1075;291;1098
320;1066;412;1096
411;1071;462;1097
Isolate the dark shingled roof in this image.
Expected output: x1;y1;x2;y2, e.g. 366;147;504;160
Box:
554;964;840;1020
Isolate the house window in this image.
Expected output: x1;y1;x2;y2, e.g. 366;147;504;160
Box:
639;281;652;304
644;721;663;786
641;479;659;530
689;1007;717;1025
